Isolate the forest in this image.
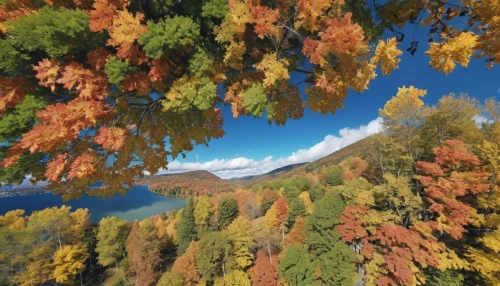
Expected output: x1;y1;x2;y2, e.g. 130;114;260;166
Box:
1;93;499;286
0;0;499;285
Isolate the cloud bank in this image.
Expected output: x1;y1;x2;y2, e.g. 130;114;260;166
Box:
159;118;382;179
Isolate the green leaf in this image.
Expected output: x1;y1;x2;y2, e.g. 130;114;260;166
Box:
104;57;130;85
138;16;200;59
242;83;267;118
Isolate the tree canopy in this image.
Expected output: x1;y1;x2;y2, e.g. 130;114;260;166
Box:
0;0;498;196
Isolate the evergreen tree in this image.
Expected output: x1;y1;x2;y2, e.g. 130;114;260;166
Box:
177;197;197;255
218;197;239;228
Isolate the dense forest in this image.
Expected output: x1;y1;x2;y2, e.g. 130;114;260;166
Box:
137;171;235;196
1;93;499;286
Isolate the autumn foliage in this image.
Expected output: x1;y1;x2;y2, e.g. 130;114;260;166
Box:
0;0;497;196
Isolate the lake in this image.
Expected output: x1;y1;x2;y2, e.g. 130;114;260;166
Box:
0;185;186;223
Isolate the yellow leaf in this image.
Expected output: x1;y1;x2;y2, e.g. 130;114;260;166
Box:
254;52;290;88
370;37;403;76
426;32;478;74
224;41;246;70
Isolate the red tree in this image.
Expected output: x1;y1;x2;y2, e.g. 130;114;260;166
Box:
248;249;278;286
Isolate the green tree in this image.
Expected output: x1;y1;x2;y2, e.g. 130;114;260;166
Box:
96;216;130;268
177;197;197;255
323;165;344;186
305;191;345;255
287;198;306;227
424;269;464;286
218;197;239;228
196;232;232;282
308;187;324;202
279;245;314;286
317;242;356;286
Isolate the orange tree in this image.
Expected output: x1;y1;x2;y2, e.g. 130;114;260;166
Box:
0;0;498;196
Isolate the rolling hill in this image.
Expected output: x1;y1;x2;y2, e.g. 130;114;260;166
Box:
229;162;309;184
136;170;236;196
234;137;370;186
137;137;371;194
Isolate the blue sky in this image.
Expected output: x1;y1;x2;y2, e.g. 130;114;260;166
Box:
164;28;500;179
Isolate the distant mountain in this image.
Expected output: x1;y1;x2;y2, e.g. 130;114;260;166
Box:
234;137;370;186
137;137;371;193
229;162;309;184
136;170;235;196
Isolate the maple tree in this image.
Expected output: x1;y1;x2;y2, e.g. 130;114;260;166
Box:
248;249;278;286
171;241;201;286
0;0;496;195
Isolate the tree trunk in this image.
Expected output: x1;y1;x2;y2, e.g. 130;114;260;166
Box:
267;240;272;263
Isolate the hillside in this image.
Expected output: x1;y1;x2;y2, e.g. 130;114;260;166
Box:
136;137;371;193
229;162;308;184
136;170;235;196
238;137;370;186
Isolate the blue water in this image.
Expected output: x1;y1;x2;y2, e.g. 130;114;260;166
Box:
0;185;186;223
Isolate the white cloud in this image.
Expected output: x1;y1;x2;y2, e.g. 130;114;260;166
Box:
473;114;493;127
158;118;382;179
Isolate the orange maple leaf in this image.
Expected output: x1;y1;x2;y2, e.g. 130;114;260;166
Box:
33;58;61;93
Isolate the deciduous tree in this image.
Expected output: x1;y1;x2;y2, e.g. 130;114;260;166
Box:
0;0;497;197
279;245;314;286
96;216;130;268
226;216;253;270
196;232;232;282
125;219;162;286
248;249;278;286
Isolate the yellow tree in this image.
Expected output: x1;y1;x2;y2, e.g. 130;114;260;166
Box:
226;216;253;270
467;141;500;284
51;244;88;284
298;192;313;214
379;86;429;159
194;196;214;233
214;269;251;286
